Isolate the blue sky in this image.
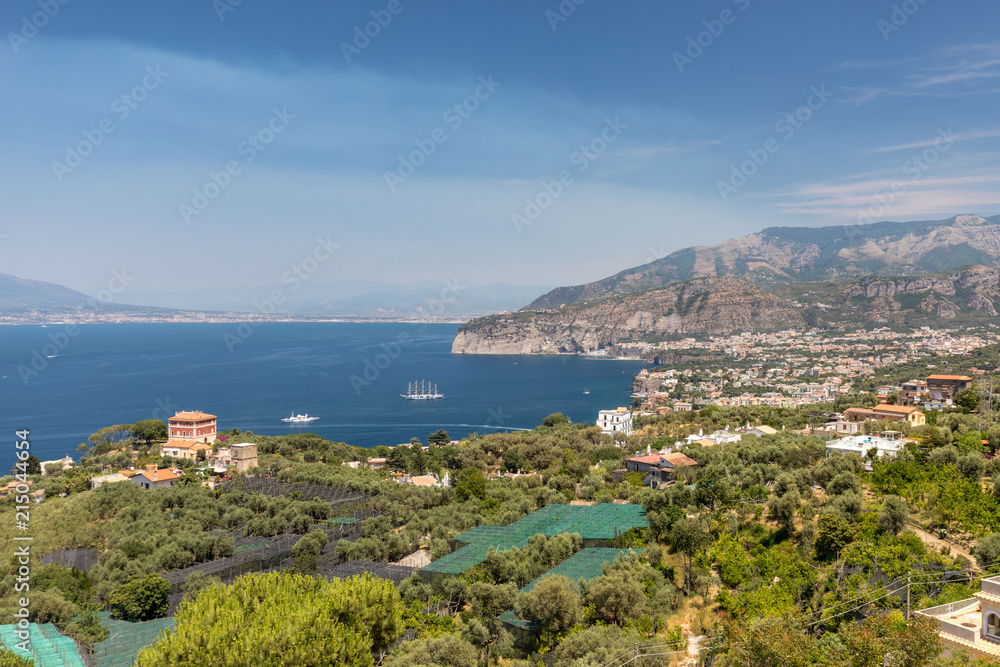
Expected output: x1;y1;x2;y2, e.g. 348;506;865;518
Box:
1;0;999;296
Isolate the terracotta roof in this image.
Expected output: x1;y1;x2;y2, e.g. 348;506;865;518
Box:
927;374;972;381
872;404;921;414
137;468;181;483
162;439;212;450
169;411;217;422
410;475;438;486
627;454;662;464
661;452;698;467
976;590;1000;605
942;634;1000;658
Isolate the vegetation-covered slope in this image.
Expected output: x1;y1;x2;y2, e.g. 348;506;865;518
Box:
528;214;1000;309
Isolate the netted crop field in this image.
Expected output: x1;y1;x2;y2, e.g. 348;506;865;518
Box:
89;612;174;667
518;547;636;594
157;478;377;593
161;534;300;591
498;548;636;646
422;503;646;578
219;478;373;517
0;621;85;667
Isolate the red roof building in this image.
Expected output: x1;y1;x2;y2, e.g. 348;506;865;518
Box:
624;452;698;487
167;411;217;443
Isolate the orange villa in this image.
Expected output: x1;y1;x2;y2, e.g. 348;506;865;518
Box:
167;410;218;443
843;403;926;427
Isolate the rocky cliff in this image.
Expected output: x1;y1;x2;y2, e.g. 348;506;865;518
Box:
454;267;1000;354
452;277;806;354
816;265;1000;322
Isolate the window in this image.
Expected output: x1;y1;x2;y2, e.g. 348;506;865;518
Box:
987;612;1000;639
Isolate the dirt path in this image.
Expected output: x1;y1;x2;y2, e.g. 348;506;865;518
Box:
906;522;976;565
687;632;704;662
677;624;704;666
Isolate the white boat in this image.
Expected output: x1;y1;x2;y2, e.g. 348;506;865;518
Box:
401;380;443;400
282;412;319;423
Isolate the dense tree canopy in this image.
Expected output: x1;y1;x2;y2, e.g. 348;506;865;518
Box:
137;572;404;667
108;574;169;622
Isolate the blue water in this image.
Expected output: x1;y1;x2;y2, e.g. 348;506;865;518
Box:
0;323;645;469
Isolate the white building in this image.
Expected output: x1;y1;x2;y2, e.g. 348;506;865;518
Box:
825;433;905;460
597;407;633;436
40;456;74;475
707;428;742;445
131;467;182;490
685;429;706;445
681;428;742;447
918;574;1000;660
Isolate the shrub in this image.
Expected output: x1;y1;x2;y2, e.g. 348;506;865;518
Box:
108;574;170;622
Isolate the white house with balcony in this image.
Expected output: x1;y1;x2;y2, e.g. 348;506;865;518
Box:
597;408;633;437
917;574;1000;660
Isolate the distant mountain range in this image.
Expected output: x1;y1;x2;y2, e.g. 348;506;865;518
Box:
527;214;1000;309
454;214;1000;354
110;281;549;317
0;273;93;309
0;273;549;319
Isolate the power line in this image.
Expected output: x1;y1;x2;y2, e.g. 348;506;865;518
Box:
601;567;995;666
809;585;909;626
600;566;1000;666
597;638;696;667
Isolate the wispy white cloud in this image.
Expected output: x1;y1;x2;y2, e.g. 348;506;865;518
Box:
766;171;1000;221
614;139;723;160
866;129;1000;154
842;43;1000;105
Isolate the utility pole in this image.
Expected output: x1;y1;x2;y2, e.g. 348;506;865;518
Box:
633;642;639;665
906;571;911;620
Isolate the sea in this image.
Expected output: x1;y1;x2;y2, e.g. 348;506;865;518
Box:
0;322;647;470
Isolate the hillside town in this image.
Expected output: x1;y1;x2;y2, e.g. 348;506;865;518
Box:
629;325;996;413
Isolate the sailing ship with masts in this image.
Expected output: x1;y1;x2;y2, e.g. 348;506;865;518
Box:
401;380;444;400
